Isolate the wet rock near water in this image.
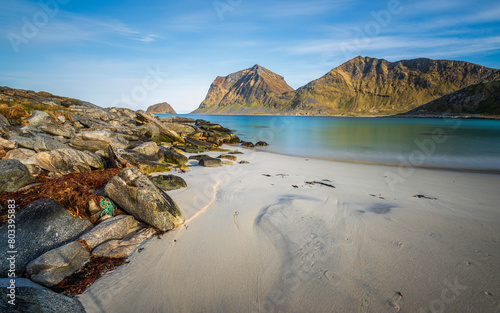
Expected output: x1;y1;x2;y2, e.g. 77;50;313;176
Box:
199;156;223;167
150;174;188;191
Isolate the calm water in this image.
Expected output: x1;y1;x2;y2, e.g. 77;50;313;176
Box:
159;114;500;171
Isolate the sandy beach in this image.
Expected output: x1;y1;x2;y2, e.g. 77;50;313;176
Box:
79;147;500;313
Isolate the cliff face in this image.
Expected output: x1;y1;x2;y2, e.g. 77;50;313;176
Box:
192;65;294;114
400;81;500;116
147;102;176;114
193;57;500;115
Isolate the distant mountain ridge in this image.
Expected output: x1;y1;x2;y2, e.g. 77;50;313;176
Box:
192;57;500;115
147;102;176;114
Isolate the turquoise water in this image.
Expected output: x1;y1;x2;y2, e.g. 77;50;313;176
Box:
158;114;500;171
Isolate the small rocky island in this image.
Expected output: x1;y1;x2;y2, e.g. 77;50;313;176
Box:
146;102;177;114
0;86;248;312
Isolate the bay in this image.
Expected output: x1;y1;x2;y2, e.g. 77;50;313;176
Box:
158;114;500;171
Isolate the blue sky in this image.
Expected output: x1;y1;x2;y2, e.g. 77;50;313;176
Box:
1;0;499;113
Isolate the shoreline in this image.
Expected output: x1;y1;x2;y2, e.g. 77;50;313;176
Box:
79;147;500;313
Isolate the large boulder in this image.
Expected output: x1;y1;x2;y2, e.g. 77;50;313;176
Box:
135;110;185;143
26;241;90;287
105;168;184;231
185;137;214;149
0;159;34;192
25;110;56;128
158;146;188;165
33;136;68;152
0;278;86;313
79;215;136;249
4;148;36;160
70;130;129;152
0;199;92;276
38;123;75;138
133;141;160;156
150;174;187;191
32;148;106;176
108;145;170;174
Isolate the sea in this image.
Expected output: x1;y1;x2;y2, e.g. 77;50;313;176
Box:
158;114;500;172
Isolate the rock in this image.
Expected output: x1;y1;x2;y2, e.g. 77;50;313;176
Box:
25;110;56;127
218;154;237;161
150;175;187;191
0;113;10;126
33;136;69;152
222;161;233;165
5;148;37;160
185;137;214;148
136;110;184;143
38;123;75;138
0;199;92;276
9;135;37;150
133;141;159;156
0;278;86;313
0;159;34;192
26;241;90;287
160;116;196;123
70;130;129;152
240;160;250;164
0;148;5;158
158;146;188;165
241;141;255;148
32;148;106;176
79;215;136;249
92;227;157;258
108;145;169;174
199;157;223;167
105;168;184;231
0;136;18;150
163;122;196;136
188;154;210;161
255;141;269;146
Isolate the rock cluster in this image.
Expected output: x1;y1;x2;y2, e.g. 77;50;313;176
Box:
0;86;256;311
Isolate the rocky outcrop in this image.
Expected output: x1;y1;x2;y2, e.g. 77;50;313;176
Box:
146;102;177;114
0;199;92;276
33;149;106;176
0;159;34;192
0;278;86;313
105;168;184;231
136;110;185;143
193;57;500;115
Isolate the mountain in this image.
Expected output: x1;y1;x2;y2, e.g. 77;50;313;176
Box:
192;57;500;115
192;64;294;114
399;81;500;117
147;102;176;114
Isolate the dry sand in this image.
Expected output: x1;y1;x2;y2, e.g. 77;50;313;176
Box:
79;148;500;313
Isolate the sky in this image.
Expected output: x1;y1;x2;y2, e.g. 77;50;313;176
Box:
0;0;499;113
